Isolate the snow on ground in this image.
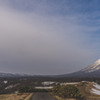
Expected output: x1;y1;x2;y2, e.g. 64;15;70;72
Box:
91;83;100;95
81;81;94;83
41;82;80;86
60;82;79;85
5;85;14;90
3;80;8;84
91;88;100;95
93;83;100;90
35;86;53;89
5;84;19;90
42;81;55;85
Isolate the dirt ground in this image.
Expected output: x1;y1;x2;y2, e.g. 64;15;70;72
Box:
0;93;32;100
55;96;76;100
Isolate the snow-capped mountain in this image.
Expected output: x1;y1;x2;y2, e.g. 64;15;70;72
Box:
60;59;100;78
1;59;100;78
81;59;100;73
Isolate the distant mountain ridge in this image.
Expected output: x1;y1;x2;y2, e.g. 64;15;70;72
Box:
1;59;100;78
0;72;31;77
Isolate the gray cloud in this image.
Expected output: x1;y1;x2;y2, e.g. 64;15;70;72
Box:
0;2;97;75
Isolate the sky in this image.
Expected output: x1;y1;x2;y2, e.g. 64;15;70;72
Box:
0;0;100;75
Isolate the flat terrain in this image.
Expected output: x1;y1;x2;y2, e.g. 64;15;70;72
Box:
32;92;57;100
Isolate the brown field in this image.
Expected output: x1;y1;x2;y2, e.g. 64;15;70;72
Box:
77;82;100;100
55;96;76;100
0;93;33;100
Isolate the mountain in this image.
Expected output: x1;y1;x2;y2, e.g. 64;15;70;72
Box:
0;59;100;78
0;72;30;77
81;59;100;73
60;59;100;78
0;73;14;77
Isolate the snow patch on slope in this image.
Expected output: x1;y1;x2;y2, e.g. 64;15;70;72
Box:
91;88;100;95
91;83;100;95
82;59;100;73
93;83;100;90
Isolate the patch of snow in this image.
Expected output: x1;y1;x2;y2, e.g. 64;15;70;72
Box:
82;59;100;72
93;83;100;90
88;70;94;72
95;59;100;64
60;82;79;85
5;84;19;90
5;85;14;89
35;86;53;89
42;81;55;85
15;91;19;94
96;67;100;70
3;81;8;84
91;88;100;95
91;83;100;95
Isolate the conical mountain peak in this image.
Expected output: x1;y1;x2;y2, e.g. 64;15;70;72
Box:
95;59;100;64
82;59;100;73
58;59;100;78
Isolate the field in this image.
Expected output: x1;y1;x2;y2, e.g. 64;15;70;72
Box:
1;80;100;100
75;82;100;100
0;93;33;100
55;96;76;100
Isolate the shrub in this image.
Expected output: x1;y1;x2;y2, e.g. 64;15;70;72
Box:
52;85;85;99
19;86;35;92
19;86;52;93
52;85;61;95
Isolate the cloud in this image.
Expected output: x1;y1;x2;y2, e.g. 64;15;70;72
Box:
0;1;98;75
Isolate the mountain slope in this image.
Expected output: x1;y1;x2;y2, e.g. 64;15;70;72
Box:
61;59;100;78
81;59;100;73
1;59;100;78
0;72;30;77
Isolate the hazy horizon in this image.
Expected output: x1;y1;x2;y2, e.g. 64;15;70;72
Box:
0;0;100;75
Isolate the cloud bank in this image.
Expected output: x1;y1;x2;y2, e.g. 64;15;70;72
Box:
0;0;99;75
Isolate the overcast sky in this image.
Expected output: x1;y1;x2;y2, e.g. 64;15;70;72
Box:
0;0;100;75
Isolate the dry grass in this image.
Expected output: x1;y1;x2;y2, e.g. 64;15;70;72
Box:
0;93;32;100
55;96;76;100
77;82;100;100
24;93;33;100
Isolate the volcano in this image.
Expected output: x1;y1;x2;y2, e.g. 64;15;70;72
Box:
60;59;100;78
